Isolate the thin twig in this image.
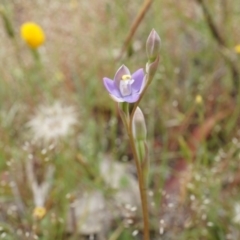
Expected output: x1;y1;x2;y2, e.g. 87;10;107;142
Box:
117;0;153;60
196;0;225;46
76;154;99;181
196;0;240;96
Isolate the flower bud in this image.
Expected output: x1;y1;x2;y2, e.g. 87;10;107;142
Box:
132;107;147;141
146;29;161;62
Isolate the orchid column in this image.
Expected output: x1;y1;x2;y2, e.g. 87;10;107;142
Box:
103;29;160;240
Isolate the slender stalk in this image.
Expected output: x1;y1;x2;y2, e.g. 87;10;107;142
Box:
117;0;153;60
118;104;150;239
121;56;159;239
128;119;150;240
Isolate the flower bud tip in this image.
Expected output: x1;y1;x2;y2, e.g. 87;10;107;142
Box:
146;29;161;62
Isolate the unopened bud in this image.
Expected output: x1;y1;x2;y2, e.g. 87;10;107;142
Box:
146;29;161;62
132;107;147;141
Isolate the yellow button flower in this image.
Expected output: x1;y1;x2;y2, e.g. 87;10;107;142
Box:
21;22;45;48
33;206;46;220
195;94;203;104
234;44;240;54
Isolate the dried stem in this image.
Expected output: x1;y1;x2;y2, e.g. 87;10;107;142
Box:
196;0;240;97
117;0;153;60
76;154;97;180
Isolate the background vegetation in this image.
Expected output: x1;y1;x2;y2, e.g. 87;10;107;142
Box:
0;0;240;239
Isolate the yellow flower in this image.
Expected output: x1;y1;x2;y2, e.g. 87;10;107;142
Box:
33;206;46;220
195;94;203;104
234;44;240;54
21;22;45;48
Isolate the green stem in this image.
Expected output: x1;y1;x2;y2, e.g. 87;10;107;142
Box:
118;108;150;238
128;120;150;240
124;56;159;239
118;56;160;239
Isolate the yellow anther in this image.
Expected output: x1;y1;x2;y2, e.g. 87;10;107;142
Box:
122;75;131;80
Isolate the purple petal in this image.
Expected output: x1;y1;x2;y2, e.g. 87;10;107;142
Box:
123;93;140;103
103;77;121;98
109;94;124;102
131;68;145;93
114;65;130;89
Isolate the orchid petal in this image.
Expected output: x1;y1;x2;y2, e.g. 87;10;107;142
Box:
123;93;140;103
114;65;130;89
109;94;124;102
103;77;121;98
131;68;145;93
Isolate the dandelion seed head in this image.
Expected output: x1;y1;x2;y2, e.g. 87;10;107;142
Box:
1;232;6;238
132;230;139;236
168;203;174;208
203;198;210;205
148;190;154;196
27;102;77;143
6;160;12;167
130;206;137;212
41;148;47;155
207;222;214;227
159;227;164;235
190;194;195;201
187;183;194;189
127;219;133;225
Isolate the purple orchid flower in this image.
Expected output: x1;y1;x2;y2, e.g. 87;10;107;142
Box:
103;65;145;103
